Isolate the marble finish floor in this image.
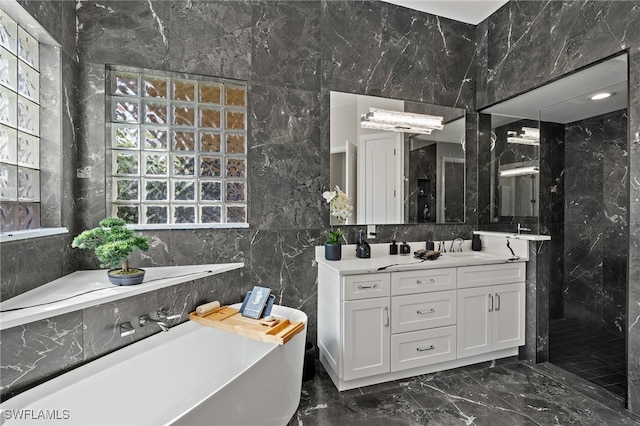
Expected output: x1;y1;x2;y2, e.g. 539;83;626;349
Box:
289;358;640;425
550;318;626;398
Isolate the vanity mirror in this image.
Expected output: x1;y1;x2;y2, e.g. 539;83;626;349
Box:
329;91;466;225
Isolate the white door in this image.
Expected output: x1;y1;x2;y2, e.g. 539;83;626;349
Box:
492;282;525;351
457;286;492;358
358;133;402;224
345;140;357;224
343;298;390;380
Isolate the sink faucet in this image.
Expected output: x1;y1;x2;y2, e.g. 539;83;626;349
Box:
517;223;532;234
449;238;464;252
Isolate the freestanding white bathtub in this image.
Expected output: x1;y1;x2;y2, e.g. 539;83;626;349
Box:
0;304;307;426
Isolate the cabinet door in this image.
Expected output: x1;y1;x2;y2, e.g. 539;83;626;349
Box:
493;282;525;351
457;286;492;358
343;298;390;380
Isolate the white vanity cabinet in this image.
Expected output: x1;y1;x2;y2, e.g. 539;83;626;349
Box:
317;256;527;391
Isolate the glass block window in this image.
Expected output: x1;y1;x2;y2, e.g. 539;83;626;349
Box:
107;67;247;225
0;9;40;231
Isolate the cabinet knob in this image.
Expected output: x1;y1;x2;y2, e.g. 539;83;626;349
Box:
417;308;435;315
417;345;435;352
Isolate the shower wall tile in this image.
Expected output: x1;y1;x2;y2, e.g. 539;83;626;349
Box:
564;225;604;328
0;312;83;400
251;1;321;91
169;1;251;80
628;49;640;412
548;1;635;80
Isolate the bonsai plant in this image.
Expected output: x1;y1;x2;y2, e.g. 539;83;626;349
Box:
322;186;351;261
72;217;150;285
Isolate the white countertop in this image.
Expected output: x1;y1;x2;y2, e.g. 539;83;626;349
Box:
0;263;244;330
473;231;551;241
315;242;524;275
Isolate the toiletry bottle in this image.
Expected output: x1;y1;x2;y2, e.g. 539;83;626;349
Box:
400;241;410;255
356;230;371;258
389;240;398;255
472;234;482;251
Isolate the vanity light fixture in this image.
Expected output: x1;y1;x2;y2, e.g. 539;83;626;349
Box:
360;108;444;135
507;127;540;146
499;166;540;177
589;92;614;101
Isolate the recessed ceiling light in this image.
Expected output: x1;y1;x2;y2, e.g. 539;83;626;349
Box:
589;92;614;101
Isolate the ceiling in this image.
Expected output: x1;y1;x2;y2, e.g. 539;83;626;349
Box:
383;0;509;25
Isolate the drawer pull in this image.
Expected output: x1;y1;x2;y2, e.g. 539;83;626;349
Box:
384;306;390;327
417;308;435;315
357;284;378;289
416;278;436;284
417;345;435;352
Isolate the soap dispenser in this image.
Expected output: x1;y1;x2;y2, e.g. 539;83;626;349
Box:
356;230;371;258
389;240;398;255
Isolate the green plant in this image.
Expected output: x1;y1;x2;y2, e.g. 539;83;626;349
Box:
72;217;149;272
325;228;345;245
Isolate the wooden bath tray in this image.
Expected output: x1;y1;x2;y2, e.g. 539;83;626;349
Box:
188;306;305;345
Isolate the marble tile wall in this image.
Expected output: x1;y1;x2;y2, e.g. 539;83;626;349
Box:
563;110;628;335
476;0;640;411
0;0;78;302
1;0;480;399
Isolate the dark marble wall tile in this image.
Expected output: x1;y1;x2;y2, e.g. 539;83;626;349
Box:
76;1;171;70
169;1;251;79
548;1;635;80
0;312;83;400
627;49;640;412
562;111;628;334
251;1;320;91
0;236;66;302
484;0;552;106
478;2;639;406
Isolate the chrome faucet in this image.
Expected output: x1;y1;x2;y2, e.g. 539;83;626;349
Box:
517;223;532;234
449;238;464;252
139;314;170;332
139;308;181;332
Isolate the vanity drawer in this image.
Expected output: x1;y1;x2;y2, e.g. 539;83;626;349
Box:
391;290;456;334
343;273;390;300
391;268;456;295
457;263;525;289
391;326;457;372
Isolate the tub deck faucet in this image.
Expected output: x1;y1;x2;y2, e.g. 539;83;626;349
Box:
139;308;180;332
139;314;170;332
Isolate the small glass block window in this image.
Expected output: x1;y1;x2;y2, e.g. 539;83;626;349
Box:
0;14;40;231
108;67;247;225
